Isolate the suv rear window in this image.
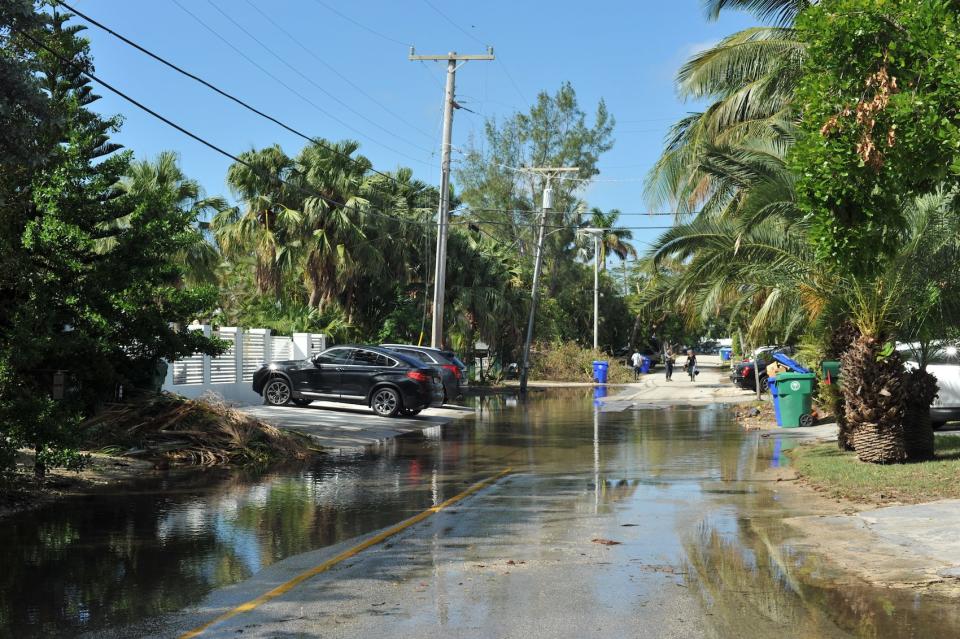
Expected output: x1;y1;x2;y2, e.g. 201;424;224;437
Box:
401;349;435;363
350;349;396;367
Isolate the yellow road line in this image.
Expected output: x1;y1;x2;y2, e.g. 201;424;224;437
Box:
179;467;513;639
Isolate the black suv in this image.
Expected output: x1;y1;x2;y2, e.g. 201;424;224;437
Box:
381;344;463;403
252;345;444;417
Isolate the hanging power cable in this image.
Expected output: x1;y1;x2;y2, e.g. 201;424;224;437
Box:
200;0;434;154
53;0;428;193
239;0;435;141
166;0;433;167
15;28;435;230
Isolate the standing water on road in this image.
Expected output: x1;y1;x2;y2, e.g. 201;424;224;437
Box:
1;389;958;638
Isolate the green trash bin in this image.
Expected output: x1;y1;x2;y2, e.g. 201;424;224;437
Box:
776;372;817;428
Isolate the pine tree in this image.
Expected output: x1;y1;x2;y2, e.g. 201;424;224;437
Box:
0;5;221;479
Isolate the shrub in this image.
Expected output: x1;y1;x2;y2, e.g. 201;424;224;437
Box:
530;341;634;383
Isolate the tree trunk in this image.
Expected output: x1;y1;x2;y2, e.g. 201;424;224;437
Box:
904;368;938;461
842;334;907;464
828;320;859;451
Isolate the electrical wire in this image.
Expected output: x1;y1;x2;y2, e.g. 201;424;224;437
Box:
16;28;436;230
167;0;432;168
241;0;435;141
310;0;411;47
201;0;435;157
54;0;427;194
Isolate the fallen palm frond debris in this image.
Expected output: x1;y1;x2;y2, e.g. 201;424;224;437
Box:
83;393;315;466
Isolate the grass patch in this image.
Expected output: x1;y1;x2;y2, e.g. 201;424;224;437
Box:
789;435;960;504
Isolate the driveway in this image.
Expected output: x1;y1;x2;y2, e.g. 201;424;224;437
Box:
242;401;475;450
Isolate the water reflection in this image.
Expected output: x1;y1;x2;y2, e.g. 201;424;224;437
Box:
2;390;959;638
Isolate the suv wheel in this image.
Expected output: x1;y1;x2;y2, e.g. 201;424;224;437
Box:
371;387;401;417
264;378;291;406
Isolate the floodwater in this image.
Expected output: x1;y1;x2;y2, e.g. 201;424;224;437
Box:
2;389;959;638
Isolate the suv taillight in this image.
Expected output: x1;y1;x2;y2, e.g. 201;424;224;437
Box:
744;366;752;376
442;364;461;379
407;371;431;383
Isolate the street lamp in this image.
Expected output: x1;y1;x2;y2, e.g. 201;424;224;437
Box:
579;227;606;351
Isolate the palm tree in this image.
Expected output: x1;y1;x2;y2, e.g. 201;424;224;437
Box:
115;151;226;286
582;208;638;271
214;145;297;300
646;3;804;217
292;139;377;316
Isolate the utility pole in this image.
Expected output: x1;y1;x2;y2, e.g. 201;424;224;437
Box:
519;167;579;394
409;47;494;349
580;227;606;351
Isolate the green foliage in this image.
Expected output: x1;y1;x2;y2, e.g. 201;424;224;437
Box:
0;6;221;479
530;342;634;384
792;0;960;274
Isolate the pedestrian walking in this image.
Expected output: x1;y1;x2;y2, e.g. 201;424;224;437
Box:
630;350;643;380
665;349;674;381
684;349;698;382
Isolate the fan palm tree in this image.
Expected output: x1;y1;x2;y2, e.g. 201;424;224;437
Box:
582;208;638;271
292;139;378;316
114;151;226;286
214;145;297;300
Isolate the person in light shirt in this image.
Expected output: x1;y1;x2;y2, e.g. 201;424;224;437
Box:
630;350;643;380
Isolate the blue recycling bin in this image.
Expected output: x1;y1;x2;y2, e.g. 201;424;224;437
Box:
640;356;651;374
592;360;609;384
720;347;733;362
768;376;783;426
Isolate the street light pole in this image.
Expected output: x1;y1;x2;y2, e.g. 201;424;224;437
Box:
518;167;579;394
594;232;600;350
580;227;606;352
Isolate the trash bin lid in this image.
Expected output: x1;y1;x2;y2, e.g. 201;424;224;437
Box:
772;353;811;374
776;371;816;380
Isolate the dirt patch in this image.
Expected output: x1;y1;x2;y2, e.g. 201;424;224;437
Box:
733;401;775;430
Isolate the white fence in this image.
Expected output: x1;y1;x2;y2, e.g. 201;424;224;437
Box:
164;325;326;405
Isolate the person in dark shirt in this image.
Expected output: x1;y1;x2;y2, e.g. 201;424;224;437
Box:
684;350;698;381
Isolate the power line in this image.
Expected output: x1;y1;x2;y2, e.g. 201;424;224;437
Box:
310;0;411;47
16;28;435;231
240;0;435;141
54;0;427;194
421;0;487;46
201;0;435;157
458;206;682;216
167;0;432;168
419;0;529;109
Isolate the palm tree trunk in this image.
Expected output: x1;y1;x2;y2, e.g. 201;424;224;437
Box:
843;335;908;464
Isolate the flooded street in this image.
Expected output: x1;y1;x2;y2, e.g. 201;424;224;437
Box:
3;390;960;638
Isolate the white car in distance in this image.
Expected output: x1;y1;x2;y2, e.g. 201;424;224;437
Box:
902;343;960;429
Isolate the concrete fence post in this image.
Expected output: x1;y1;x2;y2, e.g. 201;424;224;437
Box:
200;324;212;385
293;333;311;360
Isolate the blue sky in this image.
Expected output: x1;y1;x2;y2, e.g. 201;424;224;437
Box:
73;0;756;251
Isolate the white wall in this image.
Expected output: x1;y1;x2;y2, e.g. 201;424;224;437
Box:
163;325;326;405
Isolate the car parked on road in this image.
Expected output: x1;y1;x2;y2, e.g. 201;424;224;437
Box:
380;344;465;403
730;348;783;391
252;345;444;417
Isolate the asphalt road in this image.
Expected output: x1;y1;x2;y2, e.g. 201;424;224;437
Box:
148;470;709;639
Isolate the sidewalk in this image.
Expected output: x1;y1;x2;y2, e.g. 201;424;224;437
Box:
603;356;758;405
786;500;960;592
